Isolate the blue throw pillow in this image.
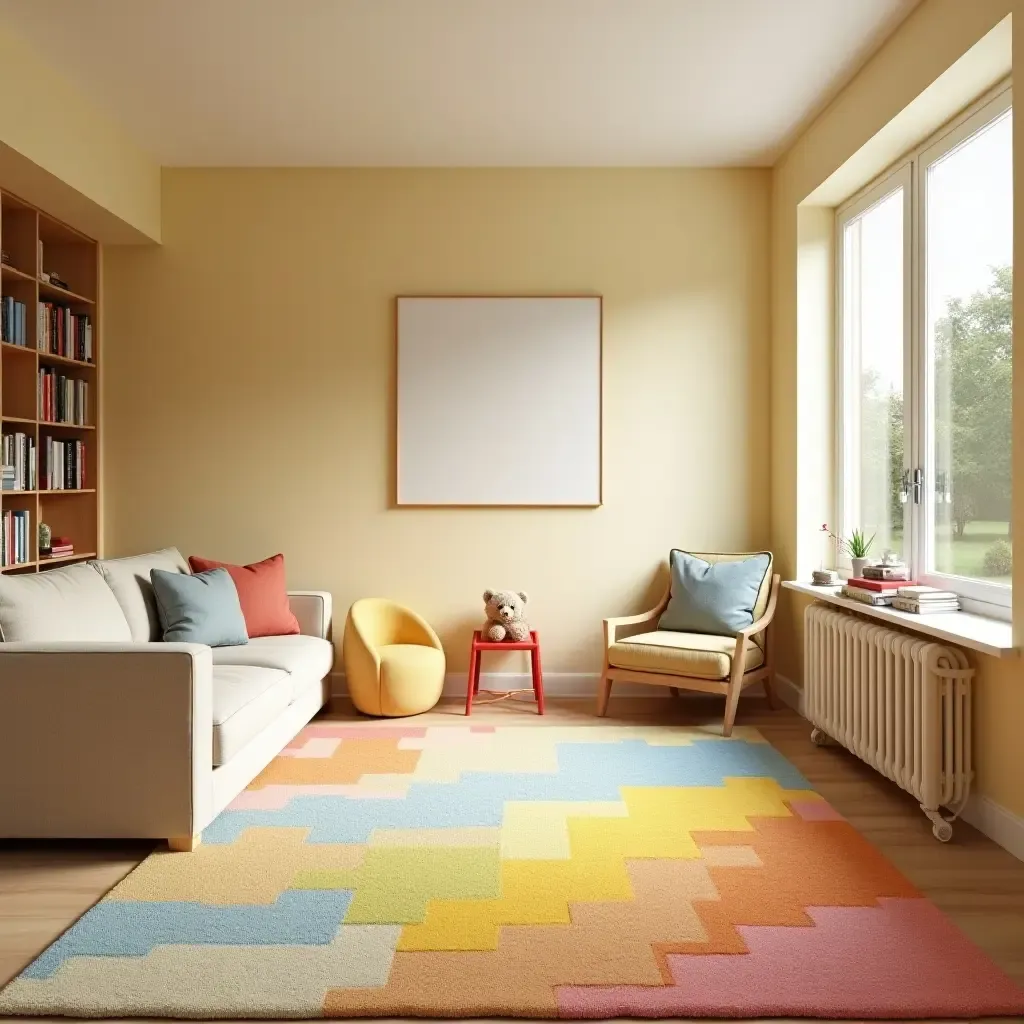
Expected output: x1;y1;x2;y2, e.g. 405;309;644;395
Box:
151;567;248;647
658;550;771;635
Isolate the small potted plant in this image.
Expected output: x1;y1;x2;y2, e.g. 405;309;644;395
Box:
821;524;875;579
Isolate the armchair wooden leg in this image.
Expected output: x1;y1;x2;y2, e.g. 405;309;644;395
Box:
168;832;202;852
669;686;680;698
723;648;748;737
723;680;743;737
596;673;613;717
762;672;778;710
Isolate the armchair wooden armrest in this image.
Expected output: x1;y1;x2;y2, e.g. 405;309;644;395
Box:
603;584;671;648
733;574;781;647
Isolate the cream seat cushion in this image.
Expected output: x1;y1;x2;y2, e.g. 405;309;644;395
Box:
212;665;293;766
608;630;764;680
212;635;334;699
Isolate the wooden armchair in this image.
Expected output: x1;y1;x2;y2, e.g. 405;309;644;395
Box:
597;554;781;736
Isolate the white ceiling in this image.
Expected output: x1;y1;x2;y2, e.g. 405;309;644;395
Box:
0;0;919;167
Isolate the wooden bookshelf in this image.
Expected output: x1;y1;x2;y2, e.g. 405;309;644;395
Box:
1;191;99;572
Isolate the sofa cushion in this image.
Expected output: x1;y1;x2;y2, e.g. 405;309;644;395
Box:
188;553;300;638
212;634;334;699
152;568;249;647
0;563;131;643
212;665;293;766
608;630;764;680
90;548;190;642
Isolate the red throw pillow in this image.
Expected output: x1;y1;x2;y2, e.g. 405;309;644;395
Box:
187;553;300;638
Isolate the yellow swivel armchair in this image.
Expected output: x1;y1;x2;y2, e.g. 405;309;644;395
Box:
343;599;445;716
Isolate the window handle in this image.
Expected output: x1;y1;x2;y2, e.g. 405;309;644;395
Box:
901;468;923;504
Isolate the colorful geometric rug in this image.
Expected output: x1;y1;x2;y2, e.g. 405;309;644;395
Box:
2;722;1023;1019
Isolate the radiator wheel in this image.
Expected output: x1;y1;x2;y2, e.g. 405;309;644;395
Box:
810;727;830;747
932;820;954;843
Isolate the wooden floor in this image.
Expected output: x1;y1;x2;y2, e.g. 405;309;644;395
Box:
2;696;1023;1024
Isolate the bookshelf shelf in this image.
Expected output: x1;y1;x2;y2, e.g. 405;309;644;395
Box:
38;279;94;306
39;351;95;370
1;264;35;284
39;551;96;566
1;189;99;569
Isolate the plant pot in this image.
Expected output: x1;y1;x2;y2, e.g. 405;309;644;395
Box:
851;557;868;579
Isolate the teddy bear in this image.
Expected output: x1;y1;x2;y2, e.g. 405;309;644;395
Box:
482;589;530;642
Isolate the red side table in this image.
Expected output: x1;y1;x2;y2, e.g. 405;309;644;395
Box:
465;630;545;716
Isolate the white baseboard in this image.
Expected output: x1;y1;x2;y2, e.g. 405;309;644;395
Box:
776;674;1024;862
330;671;779;702
961;794;1024;862
772;673;804;714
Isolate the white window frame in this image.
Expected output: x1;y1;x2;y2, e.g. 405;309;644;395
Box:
835;80;1012;617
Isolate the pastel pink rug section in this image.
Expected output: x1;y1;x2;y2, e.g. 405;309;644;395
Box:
280;737;342;758
556;898;1024;1019
299;723;428;739
790;798;845;821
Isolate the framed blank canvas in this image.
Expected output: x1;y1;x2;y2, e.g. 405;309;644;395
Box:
396;295;602;507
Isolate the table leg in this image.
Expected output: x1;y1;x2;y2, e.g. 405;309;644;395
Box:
531;640;545;715
465;644;478;716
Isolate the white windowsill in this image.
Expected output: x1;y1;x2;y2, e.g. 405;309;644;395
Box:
783;580;1016;658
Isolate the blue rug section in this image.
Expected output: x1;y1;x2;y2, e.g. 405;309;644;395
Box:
205;738;810;845
23;890;353;979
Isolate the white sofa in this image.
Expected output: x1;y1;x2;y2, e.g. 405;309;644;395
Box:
0;548;333;850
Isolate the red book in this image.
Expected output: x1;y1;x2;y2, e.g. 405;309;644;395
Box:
848;576;917;592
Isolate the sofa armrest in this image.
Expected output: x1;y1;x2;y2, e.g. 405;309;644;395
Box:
0;642;214;839
288;591;332;640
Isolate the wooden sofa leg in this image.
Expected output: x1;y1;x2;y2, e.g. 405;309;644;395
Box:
669;686;680;698
168;832;202;852
597;674;613;717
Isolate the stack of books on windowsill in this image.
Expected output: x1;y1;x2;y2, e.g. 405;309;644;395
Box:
891;586;961;614
841;575;919;607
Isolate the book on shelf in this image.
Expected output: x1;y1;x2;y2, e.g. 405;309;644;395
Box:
37;301;93;362
891;597;961;614
38;368;89;426
1;294;28;346
1;508;31;567
1;431;36;490
43;436;86;490
45;536;74;559
841;584;895;606
846;576;918;593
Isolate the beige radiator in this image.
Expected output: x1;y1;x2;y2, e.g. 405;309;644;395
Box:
803;603;974;842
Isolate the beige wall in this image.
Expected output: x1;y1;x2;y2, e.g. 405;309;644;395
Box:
771;0;1024;817
0;26;160;243
103;168;770;674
